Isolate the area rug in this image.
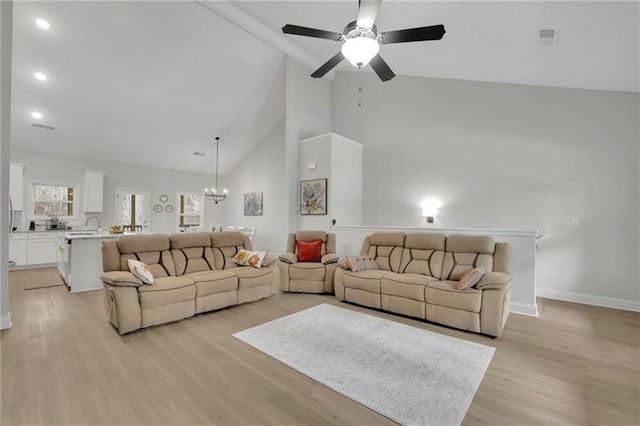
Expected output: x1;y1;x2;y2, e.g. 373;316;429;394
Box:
233;303;495;426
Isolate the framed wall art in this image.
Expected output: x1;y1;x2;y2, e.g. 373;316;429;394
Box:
300;178;327;215
244;192;263;216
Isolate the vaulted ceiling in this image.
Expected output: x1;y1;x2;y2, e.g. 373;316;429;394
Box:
10;1;639;173
11;1;285;174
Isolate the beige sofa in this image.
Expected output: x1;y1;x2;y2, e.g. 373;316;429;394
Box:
101;232;278;334
334;233;512;337
278;231;338;293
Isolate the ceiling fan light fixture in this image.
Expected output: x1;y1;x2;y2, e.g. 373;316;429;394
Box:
341;36;379;67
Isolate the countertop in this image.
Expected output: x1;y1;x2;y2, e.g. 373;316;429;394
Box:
64;232;146;240
12;229;67;233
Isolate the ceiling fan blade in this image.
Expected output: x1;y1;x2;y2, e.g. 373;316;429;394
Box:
311;51;345;78
381;24;446;44
356;0;382;29
282;24;342;41
369;54;395;81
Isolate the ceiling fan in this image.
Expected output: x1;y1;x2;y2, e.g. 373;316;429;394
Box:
282;0;446;82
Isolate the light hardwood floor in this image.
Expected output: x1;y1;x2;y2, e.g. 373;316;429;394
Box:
2;268;639;425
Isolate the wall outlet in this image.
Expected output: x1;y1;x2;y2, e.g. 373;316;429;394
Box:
571;217;580;228
307;162;317;170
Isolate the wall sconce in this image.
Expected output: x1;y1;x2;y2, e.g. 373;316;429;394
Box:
421;198;442;223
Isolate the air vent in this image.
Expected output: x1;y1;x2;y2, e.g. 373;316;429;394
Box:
539;28;557;46
32;122;56;131
193;151;206;157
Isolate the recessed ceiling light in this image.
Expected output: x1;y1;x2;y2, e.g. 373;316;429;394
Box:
34;72;47;81
31;111;43;119
35;19;50;30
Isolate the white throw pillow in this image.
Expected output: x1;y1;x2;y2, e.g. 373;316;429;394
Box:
345;256;379;272
128;259;154;285
232;250;267;268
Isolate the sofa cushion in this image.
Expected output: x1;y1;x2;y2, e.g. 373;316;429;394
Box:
120;251;175;278
211;232;246;248
185;270;238;297
170;233;211;250
404;233;446;250
296;240;322;262
232;266;273;290
290;263;326;281
446;235;495;254
169;233;215;276
381;273;437;302
118;235;176;277
425;281;482;313
362;233;406;272
369;233;406;247
118;234;170;254
210;232;250;270
342;270;394;293
137;276;196;309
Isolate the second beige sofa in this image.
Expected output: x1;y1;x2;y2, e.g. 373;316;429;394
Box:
334;233;512;337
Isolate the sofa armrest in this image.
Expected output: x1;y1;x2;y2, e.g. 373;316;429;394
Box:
337;258;350;270
279;253;297;264
475;272;511;290
101;271;142;287
321;253;338;265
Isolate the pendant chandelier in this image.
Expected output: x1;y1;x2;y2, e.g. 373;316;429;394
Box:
204;136;228;204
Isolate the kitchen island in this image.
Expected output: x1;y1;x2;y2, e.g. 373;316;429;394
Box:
58;232;121;293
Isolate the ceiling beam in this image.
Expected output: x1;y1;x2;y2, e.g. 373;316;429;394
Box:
196;1;334;79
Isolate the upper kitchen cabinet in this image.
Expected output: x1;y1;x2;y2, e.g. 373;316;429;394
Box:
83;170;104;213
9;163;24;211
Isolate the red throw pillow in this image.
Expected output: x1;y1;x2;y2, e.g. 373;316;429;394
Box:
296;239;322;262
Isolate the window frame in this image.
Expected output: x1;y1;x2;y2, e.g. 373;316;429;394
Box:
28;180;79;220
176;191;204;231
115;187;151;231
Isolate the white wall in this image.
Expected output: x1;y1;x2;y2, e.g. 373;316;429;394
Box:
284;58;331;233
219;120;287;253
298;133;363;231
331;72;640;309
0;0;13;330
298;134;332;231
331;134;362;227
9;149;220;234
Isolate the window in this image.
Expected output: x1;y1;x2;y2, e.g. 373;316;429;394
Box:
178;192;203;230
30;182;77;219
115;188;150;231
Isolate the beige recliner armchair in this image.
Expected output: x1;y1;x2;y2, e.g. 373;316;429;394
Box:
278;231;338;293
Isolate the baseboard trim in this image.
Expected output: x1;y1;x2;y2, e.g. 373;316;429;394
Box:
537;288;640;312
510;302;538;317
1;313;12;330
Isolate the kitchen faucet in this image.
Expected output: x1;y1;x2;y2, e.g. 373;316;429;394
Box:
85;216;101;230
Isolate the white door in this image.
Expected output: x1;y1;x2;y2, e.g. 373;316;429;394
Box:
115;188;150;232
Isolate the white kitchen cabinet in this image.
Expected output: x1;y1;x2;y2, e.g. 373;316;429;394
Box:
9;234;27;266
84;170;104;213
9;163;24;211
27;232;58;265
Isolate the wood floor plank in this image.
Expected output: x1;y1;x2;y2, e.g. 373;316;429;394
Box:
2;267;639;425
